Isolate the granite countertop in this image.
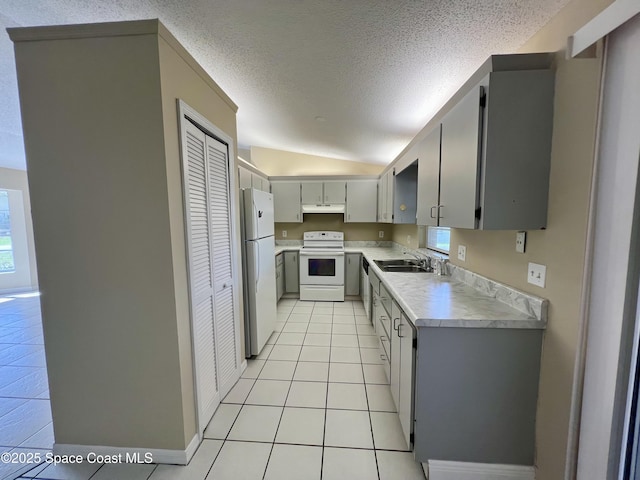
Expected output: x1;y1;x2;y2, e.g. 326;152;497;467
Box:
274;244;547;330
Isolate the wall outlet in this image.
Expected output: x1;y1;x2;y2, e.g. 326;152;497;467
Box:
457;245;466;261
379;231;384;238
527;262;546;288
516;231;526;253
282;230;287;238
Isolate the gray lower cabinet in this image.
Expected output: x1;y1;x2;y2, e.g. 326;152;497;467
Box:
413;327;542;465
391;300;416;450
284;251;299;293
345;253;361;296
371;265;540;464
275;253;284;301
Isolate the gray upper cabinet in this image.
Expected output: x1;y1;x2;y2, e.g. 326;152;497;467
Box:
439;86;484;229
394;161;418;224
272;182;302;223
385;171;394;223
302;181;346;204
301;182;323;203
239;164;269;192
323;181;346;203
416;126;441;226
417;54;555;230
377;170;394;223
251;173;264;191
345;180;378;222
238;166;252;189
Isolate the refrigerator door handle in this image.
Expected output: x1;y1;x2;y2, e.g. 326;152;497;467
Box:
255;241;260;293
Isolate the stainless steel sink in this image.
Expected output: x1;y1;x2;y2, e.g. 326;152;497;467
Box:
374;259;433;273
374;259;419;267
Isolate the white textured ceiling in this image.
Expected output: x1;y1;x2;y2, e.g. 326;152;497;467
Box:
0;0;571;170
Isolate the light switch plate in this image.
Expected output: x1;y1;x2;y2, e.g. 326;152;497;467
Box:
379;231;384;238
457;245;466;261
516;231;526;253
527;262;546;288
282;230;287;238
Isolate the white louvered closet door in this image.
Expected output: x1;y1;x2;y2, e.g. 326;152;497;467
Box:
183;121;219;433
205;135;239;399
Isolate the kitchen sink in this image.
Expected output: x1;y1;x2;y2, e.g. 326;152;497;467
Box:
374;259;433;273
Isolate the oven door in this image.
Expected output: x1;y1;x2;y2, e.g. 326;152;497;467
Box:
299;251;345;286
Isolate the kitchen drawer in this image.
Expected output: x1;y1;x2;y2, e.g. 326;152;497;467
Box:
276;252;284;267
376;314;390;381
379;311;391;341
380;283;392;316
369;269;380;296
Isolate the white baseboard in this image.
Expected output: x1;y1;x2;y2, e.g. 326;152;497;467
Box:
184;434;199;464
427;460;535;480
54;434;200;466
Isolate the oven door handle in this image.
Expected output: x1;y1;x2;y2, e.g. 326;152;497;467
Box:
299;252;345;258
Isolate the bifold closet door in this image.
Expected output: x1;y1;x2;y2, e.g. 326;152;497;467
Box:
183;117;240;433
205;134;239;399
184;121;219;432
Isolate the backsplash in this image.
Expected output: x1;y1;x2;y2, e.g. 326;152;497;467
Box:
274;213;392;241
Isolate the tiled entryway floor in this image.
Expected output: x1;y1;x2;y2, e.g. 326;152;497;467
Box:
0;292;53;480
15;299;426;480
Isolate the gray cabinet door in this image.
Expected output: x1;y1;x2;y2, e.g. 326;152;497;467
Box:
385;171;394;223
345;253;360;296
377;177;385;222
276;264;284;301
416;126;441;226
398;312;415;449
390;301;402;411
301;182;323;204
346;180;378;222
238;166;252;189
284;251;299;293
272;182;301;222
440;85;484;229
323;181;346;204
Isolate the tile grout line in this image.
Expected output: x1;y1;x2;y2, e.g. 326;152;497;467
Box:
356;300;383;480
260;298;312;480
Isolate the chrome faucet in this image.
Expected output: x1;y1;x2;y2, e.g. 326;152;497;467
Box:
404;251;430;269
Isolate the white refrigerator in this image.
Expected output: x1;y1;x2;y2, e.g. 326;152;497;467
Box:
242;188;277;357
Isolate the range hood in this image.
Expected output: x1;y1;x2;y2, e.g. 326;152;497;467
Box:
302;204;346;214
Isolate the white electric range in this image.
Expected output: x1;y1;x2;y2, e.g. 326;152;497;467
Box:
299;231;345;302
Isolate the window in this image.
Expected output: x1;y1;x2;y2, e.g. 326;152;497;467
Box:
0;190;15;273
427;226;450;254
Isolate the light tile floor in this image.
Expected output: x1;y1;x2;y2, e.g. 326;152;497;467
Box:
15;299;426;480
0;292;54;480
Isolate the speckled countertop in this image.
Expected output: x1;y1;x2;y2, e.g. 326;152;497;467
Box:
275;245;547;330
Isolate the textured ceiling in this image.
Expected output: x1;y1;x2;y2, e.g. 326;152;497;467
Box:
0;0;571;170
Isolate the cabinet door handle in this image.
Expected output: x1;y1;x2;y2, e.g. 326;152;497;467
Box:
430;206;437;218
348;214;351;221
397;323;404;338
438;205;443;218
393;317;399;331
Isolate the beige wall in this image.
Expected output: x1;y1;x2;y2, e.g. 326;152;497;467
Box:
158;27;241;447
252;146;384;176
447;0;613;478
276;214;391;241
392;224;420;250
0;167;38;292
11;22;190;452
